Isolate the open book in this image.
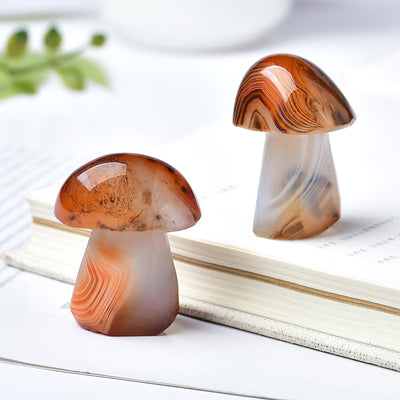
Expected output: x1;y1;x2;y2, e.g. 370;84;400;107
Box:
3;114;400;371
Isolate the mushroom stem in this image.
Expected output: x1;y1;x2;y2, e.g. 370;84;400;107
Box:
70;230;179;336
253;132;341;239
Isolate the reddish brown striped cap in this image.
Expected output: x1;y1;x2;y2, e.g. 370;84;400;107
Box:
233;54;355;135
54;153;201;233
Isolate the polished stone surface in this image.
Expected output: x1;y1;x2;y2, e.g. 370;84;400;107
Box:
233;53;355;135
71;230;179;336
55;153;201;233
253;132;341;239
233;54;354;239
55;153;200;335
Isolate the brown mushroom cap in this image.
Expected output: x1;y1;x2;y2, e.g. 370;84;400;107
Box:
54;153;201;233
233;54;355;135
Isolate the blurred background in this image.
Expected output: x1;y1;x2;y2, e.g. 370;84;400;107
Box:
0;0;398;155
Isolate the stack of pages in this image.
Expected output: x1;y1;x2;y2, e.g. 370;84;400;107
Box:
3;108;400;371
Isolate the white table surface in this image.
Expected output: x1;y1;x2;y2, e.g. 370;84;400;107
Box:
1;1;400;398
1;268;400;400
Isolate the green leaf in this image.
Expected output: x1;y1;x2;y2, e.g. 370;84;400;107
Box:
7;30;28;58
60;57;108;87
0;69;18;99
0;69;11;86
57;66;85;90
45;26;62;51
12;79;37;94
91;34;106;47
0;54;50;98
7;53;50;92
0;27;108;101
4;52;48;70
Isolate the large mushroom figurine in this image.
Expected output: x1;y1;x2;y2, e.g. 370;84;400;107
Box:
233;54;355;239
54;153;201;336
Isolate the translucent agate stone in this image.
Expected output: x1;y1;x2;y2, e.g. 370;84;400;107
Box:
54;153;201;336
55;153;200;233
72;230;178;336
254;132;340;239
233;54;355;239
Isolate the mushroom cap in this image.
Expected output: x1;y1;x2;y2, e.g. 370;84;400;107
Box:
54;153;201;233
233;54;355;135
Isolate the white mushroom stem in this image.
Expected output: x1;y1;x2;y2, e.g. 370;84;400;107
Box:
70;230;178;336
253;132;341;239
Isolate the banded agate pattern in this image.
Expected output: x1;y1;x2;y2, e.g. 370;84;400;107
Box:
71;230;179;336
55;153;200;336
233;54;354;135
71;238;129;334
233;54;355;239
253;133;340;239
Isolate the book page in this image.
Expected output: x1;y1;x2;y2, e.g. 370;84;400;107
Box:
26;89;400;291
156;87;400;290
20;63;400;292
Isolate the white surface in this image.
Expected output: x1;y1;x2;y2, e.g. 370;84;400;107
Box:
1;0;400;397
0;0;97;15
0;362;254;400
1;268;399;400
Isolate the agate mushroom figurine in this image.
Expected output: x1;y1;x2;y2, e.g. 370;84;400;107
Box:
233;54;355;239
54;153;201;336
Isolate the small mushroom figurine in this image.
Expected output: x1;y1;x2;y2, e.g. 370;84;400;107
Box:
54;153;201;335
233;54;355;239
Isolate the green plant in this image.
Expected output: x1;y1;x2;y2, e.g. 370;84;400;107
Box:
0;26;108;100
